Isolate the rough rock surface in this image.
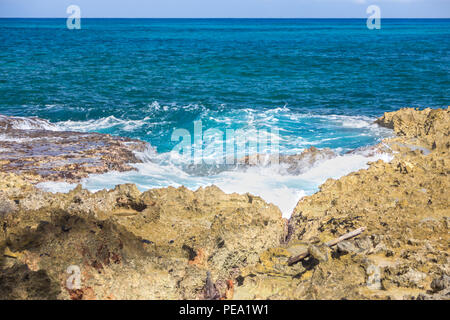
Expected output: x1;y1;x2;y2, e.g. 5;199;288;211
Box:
0;114;147;184
233;107;449;300
0;178;284;299
239;147;337;175
0;107;449;300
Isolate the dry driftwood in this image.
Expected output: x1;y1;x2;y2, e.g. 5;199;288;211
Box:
287;227;366;266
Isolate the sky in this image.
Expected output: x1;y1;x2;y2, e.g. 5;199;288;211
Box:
0;0;449;18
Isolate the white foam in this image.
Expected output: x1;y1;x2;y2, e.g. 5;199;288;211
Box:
26;104;395;218
211;166;307;218
296;151;393;184
57;116;149;132
36;181;78;193
35;147;392;218
0;115;61;131
0;134;36;142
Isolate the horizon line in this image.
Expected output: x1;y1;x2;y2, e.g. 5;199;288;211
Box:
1;17;449;19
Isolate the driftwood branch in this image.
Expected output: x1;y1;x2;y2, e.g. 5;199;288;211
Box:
325;227;366;247
287;227;366;266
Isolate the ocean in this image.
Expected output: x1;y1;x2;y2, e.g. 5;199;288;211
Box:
0;18;449;216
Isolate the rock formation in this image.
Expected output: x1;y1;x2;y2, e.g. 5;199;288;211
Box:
0;177;284;299
239;146;338;175
0;107;448;300
0;115;147;184
234;107;449;300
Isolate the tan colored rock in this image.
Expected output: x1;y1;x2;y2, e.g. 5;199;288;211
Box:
0;181;284;299
234;107;449;300
0;107;449;300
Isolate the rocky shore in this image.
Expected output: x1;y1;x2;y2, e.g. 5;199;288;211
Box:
0;107;448;300
0;115;147;184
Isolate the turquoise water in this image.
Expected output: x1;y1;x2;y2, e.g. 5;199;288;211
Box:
0;19;448;215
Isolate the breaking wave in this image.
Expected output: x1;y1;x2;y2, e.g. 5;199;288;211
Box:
3;102;394;218
0;115;60;131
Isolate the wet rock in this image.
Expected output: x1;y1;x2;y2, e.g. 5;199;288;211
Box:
0;114;148;184
238;147;337;174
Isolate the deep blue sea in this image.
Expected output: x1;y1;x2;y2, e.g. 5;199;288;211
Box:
0;19;449;216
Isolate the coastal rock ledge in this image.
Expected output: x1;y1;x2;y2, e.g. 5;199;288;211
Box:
0;114;147;184
0;107;449;300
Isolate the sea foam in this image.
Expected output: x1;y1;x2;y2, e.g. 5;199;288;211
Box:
36;145;393;218
31;104;394;218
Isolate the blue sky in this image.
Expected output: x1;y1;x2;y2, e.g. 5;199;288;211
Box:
0;0;449;18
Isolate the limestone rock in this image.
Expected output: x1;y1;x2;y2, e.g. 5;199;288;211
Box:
1;107;449;300
0;114;148;184
431;275;450;293
0;181;284;299
234;107;449;300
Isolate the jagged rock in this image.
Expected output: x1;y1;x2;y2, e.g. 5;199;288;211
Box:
0;114;148;184
0;107;449;300
238;147;337;175
376;107;450;150
308;245;329;263
204;271;220;300
397;268;427;289
0;196;17;217
431;275;450;293
0;264;61;300
0;180;284;299
233;107;450;300
336;241;358;255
